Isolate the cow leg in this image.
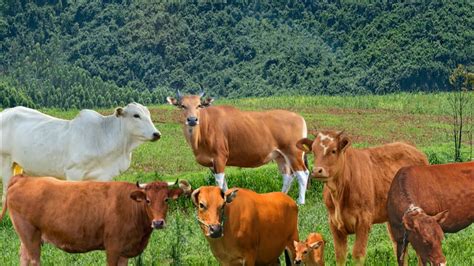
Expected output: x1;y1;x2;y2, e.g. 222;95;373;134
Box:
352;222;371;266
285;150;308;205
330;222;348;266
12;216;41;266
213;158;228;191
275;155;293;193
106;250;122;266
118;256;128;266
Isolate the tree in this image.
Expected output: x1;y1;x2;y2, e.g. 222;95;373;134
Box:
448;64;473;162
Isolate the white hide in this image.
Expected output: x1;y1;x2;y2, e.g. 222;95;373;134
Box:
0;103;160;200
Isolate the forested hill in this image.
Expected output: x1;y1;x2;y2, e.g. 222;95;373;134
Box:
0;1;472;109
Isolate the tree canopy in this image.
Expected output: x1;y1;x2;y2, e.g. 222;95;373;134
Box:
1;1;472;108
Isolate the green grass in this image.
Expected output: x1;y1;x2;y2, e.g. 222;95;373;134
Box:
1;93;473;265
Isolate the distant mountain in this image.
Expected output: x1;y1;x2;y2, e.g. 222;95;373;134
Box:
0;1;472;108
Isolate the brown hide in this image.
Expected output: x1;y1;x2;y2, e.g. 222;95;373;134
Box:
169;95;307;171
297;131;428;265
387;161;474;265
193;186;299;265
4;175;189;266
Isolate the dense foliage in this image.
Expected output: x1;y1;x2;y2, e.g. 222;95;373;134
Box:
0;1;472;108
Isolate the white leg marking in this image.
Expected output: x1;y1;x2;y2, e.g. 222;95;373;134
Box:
295;171;309;205
214;173;228;192
281;174;294;193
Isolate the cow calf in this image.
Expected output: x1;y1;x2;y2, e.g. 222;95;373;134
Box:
0;175;191;266
294;232;325;266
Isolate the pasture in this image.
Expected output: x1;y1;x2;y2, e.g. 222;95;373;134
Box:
1;93;473;265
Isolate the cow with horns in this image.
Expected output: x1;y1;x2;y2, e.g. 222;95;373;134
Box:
167;89;310;204
0;175;191;265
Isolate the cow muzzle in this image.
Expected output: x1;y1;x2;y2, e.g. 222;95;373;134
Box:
294;259;302;265
186;117;199;127
152;219;165;229
151;132;161;141
208;224;223;238
311;167;330;180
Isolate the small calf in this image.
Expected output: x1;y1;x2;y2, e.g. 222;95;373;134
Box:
294;233;325;266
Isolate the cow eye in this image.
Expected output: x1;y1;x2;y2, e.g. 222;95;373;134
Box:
332;150;337;154
165;198;170;203
199;203;206;209
180;105;186;109
303;250;307;254
133;114;140;119
146;199;151;204
197;104;203;109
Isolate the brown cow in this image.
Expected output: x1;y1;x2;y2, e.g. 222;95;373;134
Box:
167;91;309;204
192;186;299;265
387;161;474;266
294;232;325;266
0;175;191;266
296;131;428;265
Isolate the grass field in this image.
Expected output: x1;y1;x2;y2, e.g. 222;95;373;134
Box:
1;93;473;265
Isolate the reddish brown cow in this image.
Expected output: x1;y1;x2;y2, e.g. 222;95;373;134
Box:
0;175;191;266
294;232;325;266
167;91;309;204
387;161;474;266
192;186;299;265
297;131;428;265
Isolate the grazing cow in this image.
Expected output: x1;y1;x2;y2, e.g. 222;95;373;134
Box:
0;175;191;266
192;186;299;265
387;161;474;266
294;232;325;266
296;131;428;265
167;91;309;204
0;103;161;202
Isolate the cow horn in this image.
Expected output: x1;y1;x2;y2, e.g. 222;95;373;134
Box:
176;89;183;99
337;130;345;137
136;181;147;189
198;83;205;97
167;179;179;186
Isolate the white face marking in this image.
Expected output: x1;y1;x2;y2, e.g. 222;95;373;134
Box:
318;133;334;155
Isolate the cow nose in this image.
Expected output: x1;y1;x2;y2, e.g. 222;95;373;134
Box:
186;117;198;127
152;219;165;229
312;167;327;177
152;132;161;141
209;224;223;238
294;259;302;265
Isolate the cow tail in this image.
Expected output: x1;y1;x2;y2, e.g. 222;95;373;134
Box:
284;248;291;266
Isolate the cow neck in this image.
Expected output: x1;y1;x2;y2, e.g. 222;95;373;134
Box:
105;115;140;154
325;148;353;200
129;192;153;237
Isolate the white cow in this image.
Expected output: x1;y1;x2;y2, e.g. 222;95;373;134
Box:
0;103;161;202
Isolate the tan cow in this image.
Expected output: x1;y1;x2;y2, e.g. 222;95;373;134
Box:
297;131;428;265
387;161;474;265
0;175;191;266
294;232;325;266
167;90;309;204
192;186;299;265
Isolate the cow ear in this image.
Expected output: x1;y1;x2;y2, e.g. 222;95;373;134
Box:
115;107;124;117
130;190;146;202
191;188;201;207
201;97;214;107
433;210;449;224
402;213;416;231
167;97;179;106
296;138;313;152
309;240;323;249
168;188;184;200
293;240;299;248
338;136;351;152
225;189;238;204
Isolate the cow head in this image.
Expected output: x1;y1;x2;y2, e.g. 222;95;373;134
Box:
167;89;214;127
296;130;350;181
130;180;192;229
191;186;238;238
402;206;448;265
115;102;161;142
293;233;325;265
